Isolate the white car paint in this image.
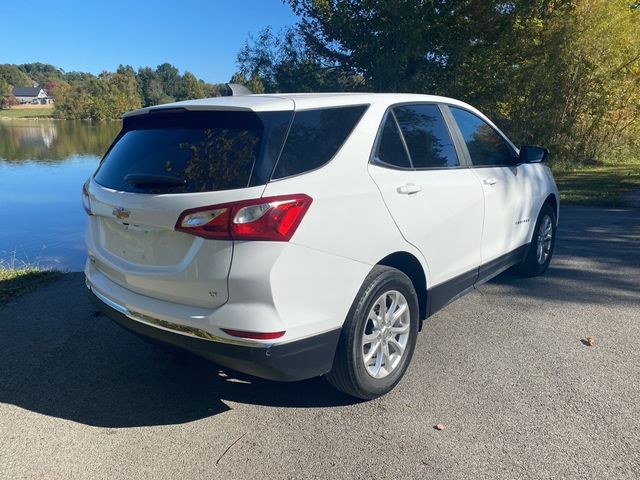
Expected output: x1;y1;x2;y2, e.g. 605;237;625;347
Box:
84;92;559;372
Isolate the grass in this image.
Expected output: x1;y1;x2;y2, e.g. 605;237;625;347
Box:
0;106;55;119
553;160;640;207
0;261;62;305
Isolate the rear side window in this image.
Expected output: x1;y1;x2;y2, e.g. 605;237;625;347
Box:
271;105;368;179
450;107;514;167
94;110;291;194
393;104;459;168
372;113;412;169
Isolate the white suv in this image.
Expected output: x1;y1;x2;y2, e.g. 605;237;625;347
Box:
84;93;559;399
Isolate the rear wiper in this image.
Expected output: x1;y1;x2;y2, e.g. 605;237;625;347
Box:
124;173;186;189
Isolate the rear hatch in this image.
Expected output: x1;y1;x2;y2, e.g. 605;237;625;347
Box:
86;106;294;308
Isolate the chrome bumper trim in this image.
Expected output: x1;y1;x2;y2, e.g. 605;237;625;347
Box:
87;280;271;348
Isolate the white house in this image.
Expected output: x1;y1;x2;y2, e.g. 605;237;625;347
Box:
11;87;53;105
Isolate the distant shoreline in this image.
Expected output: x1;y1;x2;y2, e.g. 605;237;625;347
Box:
0;106;54;119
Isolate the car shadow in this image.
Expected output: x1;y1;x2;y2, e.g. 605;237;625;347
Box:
0;285;360;428
486;206;640;306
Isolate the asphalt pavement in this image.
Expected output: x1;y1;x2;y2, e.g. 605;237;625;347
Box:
1;205;638;479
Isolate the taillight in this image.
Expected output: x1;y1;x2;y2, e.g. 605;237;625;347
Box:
221;328;285;340
82;180;92;215
175;194;313;242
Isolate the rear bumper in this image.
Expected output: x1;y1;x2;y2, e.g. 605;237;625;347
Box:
88;286;341;382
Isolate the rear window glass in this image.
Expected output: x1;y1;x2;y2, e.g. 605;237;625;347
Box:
272;105;368;179
94;110;291;194
393;104;459;168
372;113;412;169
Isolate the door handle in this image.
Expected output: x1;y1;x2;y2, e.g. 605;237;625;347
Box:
483;177;498;186
397;183;422;195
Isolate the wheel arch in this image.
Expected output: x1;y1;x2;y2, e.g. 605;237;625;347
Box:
543;193;559;224
376;251;428;326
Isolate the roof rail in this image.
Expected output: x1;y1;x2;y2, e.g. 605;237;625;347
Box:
224;83;253;96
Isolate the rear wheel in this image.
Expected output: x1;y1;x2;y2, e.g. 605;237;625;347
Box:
326;266;419;399
517;203;556;277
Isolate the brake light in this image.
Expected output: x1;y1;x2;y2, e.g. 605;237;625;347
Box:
221;328;285;340
82;180;92;215
175;194;313;241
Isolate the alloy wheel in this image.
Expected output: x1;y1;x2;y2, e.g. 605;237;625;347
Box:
536;215;553;264
361;290;411;379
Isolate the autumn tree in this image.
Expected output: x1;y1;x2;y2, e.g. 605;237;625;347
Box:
0;64;31;87
229;72;266;94
0;78;10;98
237;0;640;164
235;26;363;92
54;71;142;120
18;62;65;86
176;71;206;101
138;67;171;106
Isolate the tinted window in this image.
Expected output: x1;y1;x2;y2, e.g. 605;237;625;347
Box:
450;107;513;167
95;110;291;193
272;105;368;179
393;104;459;168
372;113;412;169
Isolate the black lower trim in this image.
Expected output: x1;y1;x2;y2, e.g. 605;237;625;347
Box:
89;289;341;382
476;244;527;285
427;268;477;316
427;243;528;316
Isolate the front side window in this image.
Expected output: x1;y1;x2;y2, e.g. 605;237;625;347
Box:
271;105;368;179
371;113;412;169
393;104;459;169
450;107;514;167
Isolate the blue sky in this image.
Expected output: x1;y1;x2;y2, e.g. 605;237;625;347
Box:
0;0;298;83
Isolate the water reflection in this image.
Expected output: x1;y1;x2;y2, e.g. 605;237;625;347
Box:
0;119;121;271
0;119;120;162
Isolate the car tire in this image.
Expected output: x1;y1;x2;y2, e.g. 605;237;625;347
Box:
517;203;556;277
326;266;419;400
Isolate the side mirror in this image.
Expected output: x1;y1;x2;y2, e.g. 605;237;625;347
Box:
519;145;549;163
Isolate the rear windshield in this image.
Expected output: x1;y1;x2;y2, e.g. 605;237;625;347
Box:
94;105;368;194
94;110;291;194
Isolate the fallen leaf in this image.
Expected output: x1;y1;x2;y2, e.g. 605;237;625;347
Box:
434;424;446;431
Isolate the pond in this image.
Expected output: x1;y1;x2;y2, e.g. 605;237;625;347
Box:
0;119;121;271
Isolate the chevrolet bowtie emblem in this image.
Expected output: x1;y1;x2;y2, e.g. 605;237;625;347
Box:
112;207;131;220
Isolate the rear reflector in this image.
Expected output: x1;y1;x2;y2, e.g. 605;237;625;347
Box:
81;180;92;215
175;194;312;241
221;328;286;340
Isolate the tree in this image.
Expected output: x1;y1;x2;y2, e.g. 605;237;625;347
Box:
156;63;180;99
176;71;206;101
0;77;10;98
236;26;362;93
18;62;65;86
0;77;16;109
54;71;142;120
546;0;640;162
0;64;32;87
239;0;640;164
229;72;266;94
0;95;18;110
201;81;226;97
45;79;70;98
138;67;166;106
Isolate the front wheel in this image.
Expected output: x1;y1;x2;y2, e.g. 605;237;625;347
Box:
517;203;556;277
326;266;419;400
